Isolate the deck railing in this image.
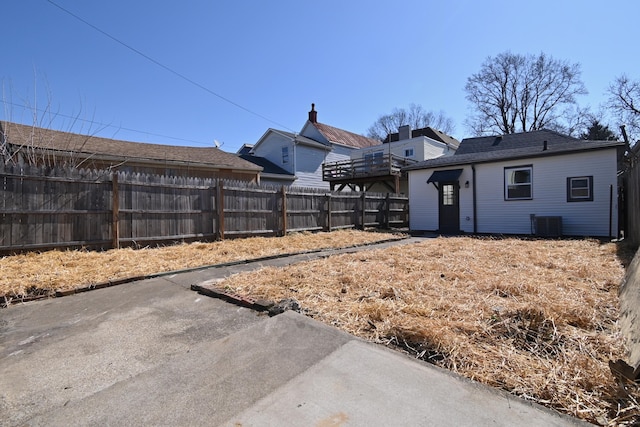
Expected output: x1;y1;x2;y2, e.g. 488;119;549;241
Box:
322;154;416;182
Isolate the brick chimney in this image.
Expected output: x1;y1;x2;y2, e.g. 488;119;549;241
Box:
308;103;318;123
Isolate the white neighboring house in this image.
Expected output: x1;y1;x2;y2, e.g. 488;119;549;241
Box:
322;124;459;193
354;125;458;164
404;129;624;237
239;104;380;188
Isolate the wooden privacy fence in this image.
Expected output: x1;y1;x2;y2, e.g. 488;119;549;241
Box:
625;154;640;248
0;164;408;253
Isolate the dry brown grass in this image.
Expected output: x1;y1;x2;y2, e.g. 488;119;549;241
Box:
217;236;638;426
0;230;402;300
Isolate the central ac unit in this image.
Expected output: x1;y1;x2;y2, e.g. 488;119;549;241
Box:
533;216;562;237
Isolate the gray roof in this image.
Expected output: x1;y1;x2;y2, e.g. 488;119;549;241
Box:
455;129;579;155
403;138;624;171
238;154;294;177
384;127;460;148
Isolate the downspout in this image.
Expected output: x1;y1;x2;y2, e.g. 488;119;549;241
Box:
472;164;477;234
292;134;297;177
609;184;613;239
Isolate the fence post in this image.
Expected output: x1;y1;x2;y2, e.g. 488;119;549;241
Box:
361;192;366;230
385;193;390;229
112;173;120;249
326;193;332;232
281;186;287;236
216;182;225;240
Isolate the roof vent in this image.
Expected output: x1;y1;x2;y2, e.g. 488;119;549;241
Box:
543;140;548;151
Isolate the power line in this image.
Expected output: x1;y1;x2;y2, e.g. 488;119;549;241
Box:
44;0;295;133
2;100;213;146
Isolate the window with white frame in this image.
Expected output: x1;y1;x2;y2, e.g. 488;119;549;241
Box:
404;148;414;158
504;166;532;200
282;146;289;164
567;176;593;202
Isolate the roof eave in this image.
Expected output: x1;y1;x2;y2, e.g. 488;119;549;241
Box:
10;145;263;172
403;143;624;172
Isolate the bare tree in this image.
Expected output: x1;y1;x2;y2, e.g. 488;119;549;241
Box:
545;105;596;137
464;52;587;136
1;76;107;168
607;74;640;145
366;103;455;141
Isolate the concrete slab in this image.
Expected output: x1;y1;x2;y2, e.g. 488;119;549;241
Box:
19;311;354;426
226;329;586;427
0;277;262;426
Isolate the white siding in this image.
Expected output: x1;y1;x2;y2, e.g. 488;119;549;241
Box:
293;144;352;189
421;139;455;160
409;148;619;237
252;133;294;174
458;168;475;233
299;122;328;143
408;166;473;232
293;144;330;188
353;136;450;161
475;150;618;237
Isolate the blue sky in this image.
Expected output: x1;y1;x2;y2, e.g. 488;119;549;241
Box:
2;0;638;153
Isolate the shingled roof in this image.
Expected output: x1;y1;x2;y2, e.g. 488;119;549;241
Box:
454;129;579;155
384;126;460;148
238;154;294;176
404;134;623;172
1;121;261;171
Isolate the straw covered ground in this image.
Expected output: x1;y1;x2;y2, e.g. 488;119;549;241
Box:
0;230;402;302
217;236;637;426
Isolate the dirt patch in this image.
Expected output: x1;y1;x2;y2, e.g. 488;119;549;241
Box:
0;230;403;302
216;236;638;426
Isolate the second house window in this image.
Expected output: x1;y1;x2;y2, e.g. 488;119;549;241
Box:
504;166;532;200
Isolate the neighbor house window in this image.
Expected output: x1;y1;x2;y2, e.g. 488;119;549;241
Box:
504;166;532;200
282;146;289;164
404;148;414;158
364;151;384;170
567;176;593;202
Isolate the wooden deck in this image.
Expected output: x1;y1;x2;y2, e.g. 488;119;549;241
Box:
322;154;416;192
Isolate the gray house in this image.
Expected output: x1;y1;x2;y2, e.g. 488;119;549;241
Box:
239;104;380;188
404;130;624;237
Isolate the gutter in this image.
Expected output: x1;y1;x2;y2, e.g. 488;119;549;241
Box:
261;172;297;181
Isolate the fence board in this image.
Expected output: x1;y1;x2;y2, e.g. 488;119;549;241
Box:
627;158;640;247
0;165;408;253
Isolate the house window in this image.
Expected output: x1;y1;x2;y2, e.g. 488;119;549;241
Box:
364;151;384;164
567;176;593;202
364;151;384;172
504;166;532;200
404;148;414;158
282;146;289;164
442;184;454;206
